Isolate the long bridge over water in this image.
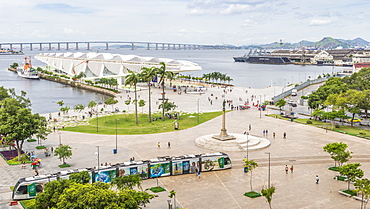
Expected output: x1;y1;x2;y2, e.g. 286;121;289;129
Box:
0;41;229;51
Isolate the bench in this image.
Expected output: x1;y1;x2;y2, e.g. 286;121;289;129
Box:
9;201;18;206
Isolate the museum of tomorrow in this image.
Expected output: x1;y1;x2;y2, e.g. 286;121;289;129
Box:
35;52;202;84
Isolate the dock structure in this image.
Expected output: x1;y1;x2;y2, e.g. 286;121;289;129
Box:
0;41;208;51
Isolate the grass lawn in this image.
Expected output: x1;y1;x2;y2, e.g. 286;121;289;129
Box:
63;111;223;135
268;114;370;139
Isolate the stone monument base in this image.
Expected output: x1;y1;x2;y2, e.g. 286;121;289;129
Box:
212;134;236;141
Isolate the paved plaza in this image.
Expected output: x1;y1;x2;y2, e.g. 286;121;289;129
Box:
1;82;370;208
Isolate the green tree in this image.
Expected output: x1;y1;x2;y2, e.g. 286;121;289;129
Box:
54;144;73;164
69;171;91;184
354;178;370;209
125;71;141;124
275;99;286;112
342;68;370;91
169;190;176;209
158;100;177;112
308;77;347;110
156;62;173;121
57;100;64;107
140;66;157;123
0;90;49;161
104;97;118;112
334;89;364;126
73;104;85;113
111;174;142;190
138;99;146;112
261;186;275;209
243;159;258;191
88;100;97;113
30;179;71;209
339;163;364;191
323;142;351;167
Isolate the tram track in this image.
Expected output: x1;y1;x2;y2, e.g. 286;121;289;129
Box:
231;154;370;168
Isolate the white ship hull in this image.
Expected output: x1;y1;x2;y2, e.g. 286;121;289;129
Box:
17;69;40;79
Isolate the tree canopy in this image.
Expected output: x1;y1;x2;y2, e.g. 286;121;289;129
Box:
0;87;49;161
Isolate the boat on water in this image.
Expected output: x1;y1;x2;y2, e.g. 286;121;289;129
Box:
233;49;292;64
17;57;40;79
0;49;24;55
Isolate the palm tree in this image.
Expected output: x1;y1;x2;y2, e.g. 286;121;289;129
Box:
125;71;140;124
156;62;173;121
140;66;157;123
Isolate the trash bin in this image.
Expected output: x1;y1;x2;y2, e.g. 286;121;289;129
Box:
113;149;117;154
290;118;294;122
82;116;85;119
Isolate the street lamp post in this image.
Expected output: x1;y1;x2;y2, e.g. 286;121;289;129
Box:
246;132;249;160
265;152;271;188
167;200;172;209
95;146;100;172
197;99;200;124
96;106;99;132
259;95;262;118
58;132;62;145
115;119;119;153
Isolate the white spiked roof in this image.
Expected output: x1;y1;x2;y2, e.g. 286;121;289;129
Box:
35;52;202;79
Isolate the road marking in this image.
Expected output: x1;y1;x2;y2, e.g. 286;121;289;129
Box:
213;171;242;209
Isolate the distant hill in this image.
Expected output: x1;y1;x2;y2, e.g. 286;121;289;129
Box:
338;37;369;47
235;37;369;50
310;37;350;49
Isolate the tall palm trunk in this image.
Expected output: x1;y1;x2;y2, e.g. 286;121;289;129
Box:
148;81;152;123
162;80;165;121
134;84;138;124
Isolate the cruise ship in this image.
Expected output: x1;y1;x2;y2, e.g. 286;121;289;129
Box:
233;49;292;64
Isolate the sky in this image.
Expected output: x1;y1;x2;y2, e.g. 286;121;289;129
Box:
1;0;370;46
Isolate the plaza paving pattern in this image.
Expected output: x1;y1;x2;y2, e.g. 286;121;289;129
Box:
1;83;369;208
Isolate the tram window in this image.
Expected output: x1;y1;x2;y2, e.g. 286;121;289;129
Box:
36;184;44;193
225;158;231;165
16;186;28;195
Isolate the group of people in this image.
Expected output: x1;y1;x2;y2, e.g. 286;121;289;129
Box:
157;142;171;148
285;165;294;174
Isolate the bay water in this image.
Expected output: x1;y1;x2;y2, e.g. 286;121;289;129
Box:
0;48;349;114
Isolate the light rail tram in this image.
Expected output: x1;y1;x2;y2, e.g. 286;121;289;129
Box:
12;152;231;200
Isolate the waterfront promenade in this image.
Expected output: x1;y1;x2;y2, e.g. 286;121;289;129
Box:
1;83;369;208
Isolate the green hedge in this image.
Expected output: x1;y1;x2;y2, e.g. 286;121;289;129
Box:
149;186;166;193
244;191;261;198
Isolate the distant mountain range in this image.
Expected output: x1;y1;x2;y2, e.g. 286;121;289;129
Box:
235;37;370;50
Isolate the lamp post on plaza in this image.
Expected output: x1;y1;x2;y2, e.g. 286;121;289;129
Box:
95;146;100;172
259;95;262;118
58;132;62;145
246;132;249;160
265;152;271;188
115;119;119;153
197;99;200;124
96;108;99;132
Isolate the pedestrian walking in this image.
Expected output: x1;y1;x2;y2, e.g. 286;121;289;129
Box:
168;142;171;148
285;165;289;174
263;130;266;135
51;147;54;152
273;132;276;138
290;165;294;173
283;132;287;139
316;175;319;184
266;130;268;135
34;169;39;176
157;142;161;148
249;124;251;131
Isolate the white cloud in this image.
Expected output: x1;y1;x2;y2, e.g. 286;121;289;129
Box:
189;9;204;15
309;18;333;26
63;28;86;35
